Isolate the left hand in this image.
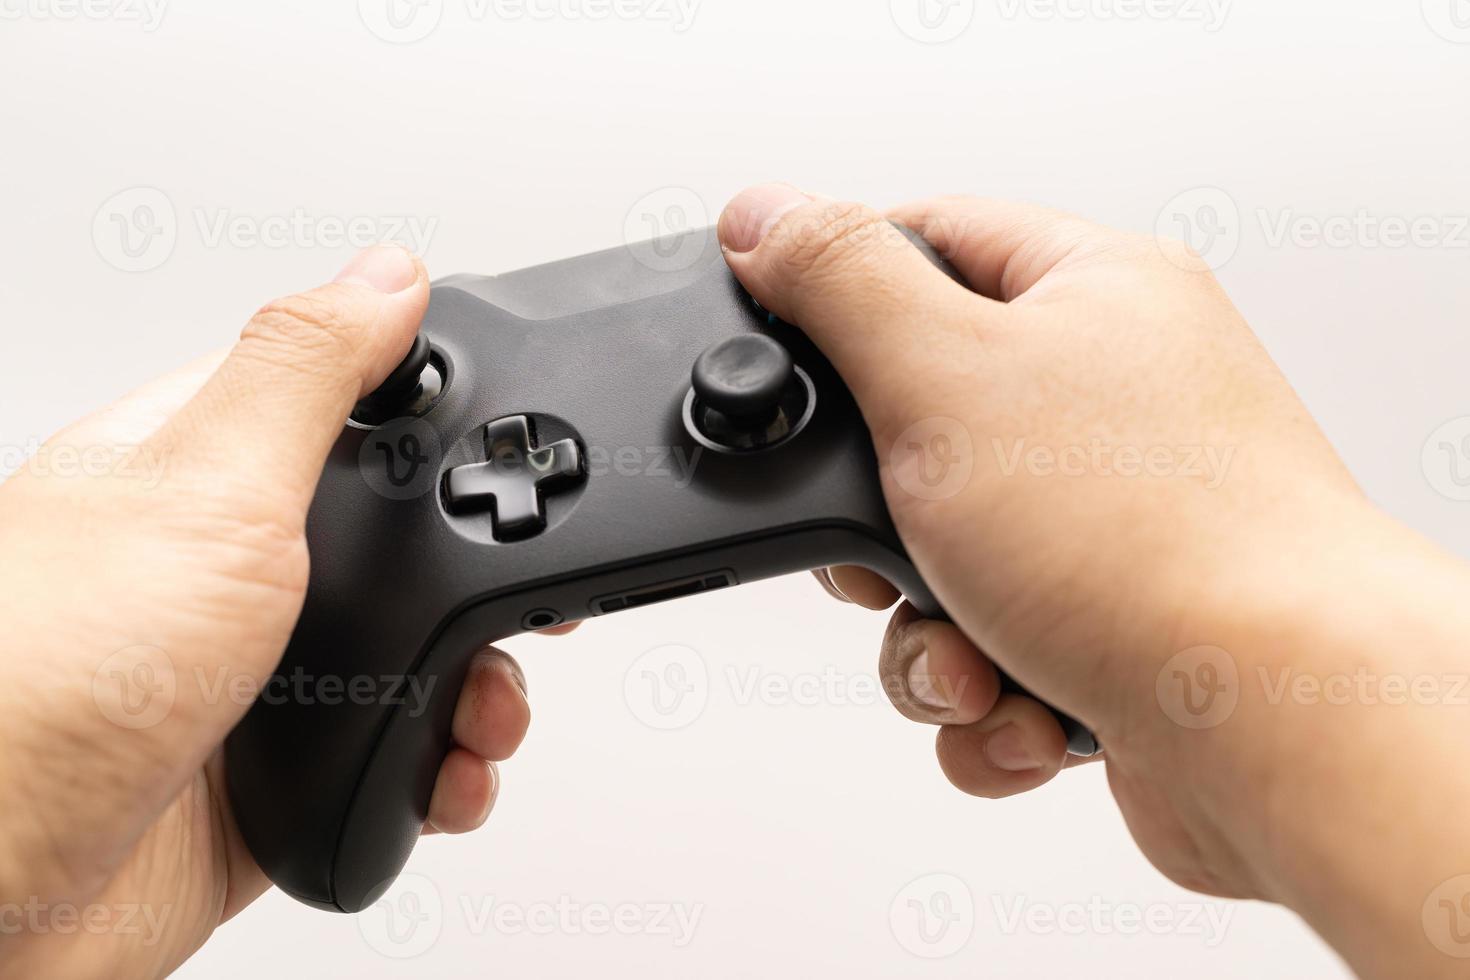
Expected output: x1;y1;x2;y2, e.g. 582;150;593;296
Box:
0;246;553;979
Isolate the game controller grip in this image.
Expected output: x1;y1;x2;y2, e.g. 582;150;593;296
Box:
228;555;1093;914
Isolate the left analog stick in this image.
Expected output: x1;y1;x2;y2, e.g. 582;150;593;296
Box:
352;336;442;426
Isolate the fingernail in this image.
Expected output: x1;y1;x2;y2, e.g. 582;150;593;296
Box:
720;183;813;253
985;724;1042;773
335;244;418;293
482;762;500;822
907;651;953;711
817;568;853;604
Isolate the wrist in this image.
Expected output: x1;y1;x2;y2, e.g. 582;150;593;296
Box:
1158;503;1470;977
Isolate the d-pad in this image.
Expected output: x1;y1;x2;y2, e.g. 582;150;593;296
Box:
443;416;585;541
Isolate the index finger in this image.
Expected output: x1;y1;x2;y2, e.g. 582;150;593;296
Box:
887;197;1116;304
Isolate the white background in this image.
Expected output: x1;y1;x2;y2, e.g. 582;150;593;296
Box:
4;1;1469;976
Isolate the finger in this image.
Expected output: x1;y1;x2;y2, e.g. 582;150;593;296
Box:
451;648;532;763
936;694;1070;799
812;566;900;609
718;184;997;432
426;750;500;835
885;197;1115;304
536;622;580;637
154;245;430;515
878;603;1000;725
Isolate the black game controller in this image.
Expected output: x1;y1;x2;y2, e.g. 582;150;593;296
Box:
224;227;1097;913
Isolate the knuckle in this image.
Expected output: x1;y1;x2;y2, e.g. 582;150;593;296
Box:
163;480;313;596
243;288;362;361
778;201;901;280
1149;234;1213;274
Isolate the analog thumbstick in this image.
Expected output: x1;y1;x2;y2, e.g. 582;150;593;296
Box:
685;334;813;453
691;334;795;425
352;335;442;426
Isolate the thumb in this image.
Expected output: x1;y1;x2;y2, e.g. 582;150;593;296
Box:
717;184;993;442
156;244;430;516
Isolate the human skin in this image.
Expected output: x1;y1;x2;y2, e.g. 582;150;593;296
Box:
719;184;1470;979
0;246;569;978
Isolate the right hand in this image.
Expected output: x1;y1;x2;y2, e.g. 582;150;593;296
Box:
717;185;1470;972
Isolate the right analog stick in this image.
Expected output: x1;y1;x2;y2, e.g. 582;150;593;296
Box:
687;334;813;452
692;334;794;424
